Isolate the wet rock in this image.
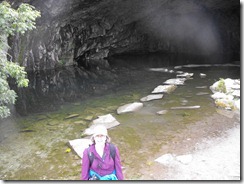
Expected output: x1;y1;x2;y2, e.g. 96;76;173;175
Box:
117;102;143;114
140;94;163;102
151;85;177;94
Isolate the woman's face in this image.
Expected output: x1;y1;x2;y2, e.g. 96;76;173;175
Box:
94;134;106;145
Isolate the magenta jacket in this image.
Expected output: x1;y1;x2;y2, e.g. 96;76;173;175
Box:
81;143;124;180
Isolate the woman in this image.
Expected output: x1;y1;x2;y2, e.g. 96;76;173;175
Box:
81;125;124;180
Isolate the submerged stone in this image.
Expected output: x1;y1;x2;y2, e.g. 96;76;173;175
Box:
64;114;80;120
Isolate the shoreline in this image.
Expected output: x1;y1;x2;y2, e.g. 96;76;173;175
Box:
137;109;240;180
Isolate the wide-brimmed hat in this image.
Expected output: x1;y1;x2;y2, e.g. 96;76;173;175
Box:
93;125;108;137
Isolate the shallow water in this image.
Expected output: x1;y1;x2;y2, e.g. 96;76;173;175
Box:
0;55;240;180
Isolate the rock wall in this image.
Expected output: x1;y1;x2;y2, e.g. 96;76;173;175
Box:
8;0;240;71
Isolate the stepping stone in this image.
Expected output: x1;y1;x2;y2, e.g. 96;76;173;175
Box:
164;78;186;85
151;85;177;94
156;110;168;115
155;153;174;165
170;105;200;110
83;114;120;135
68;138;92;158
140;94;163;102
117;102;143;114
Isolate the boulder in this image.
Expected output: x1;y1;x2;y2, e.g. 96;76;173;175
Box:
151;85;177;94
140;94;163;102
210;78;240;111
117;102;143;114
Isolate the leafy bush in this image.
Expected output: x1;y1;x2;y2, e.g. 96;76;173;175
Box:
0;1;40;118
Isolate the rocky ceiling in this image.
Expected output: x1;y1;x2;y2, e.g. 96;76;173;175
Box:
9;0;240;70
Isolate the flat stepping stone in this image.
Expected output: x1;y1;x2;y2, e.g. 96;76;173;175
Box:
83;114;120;135
164;78;186;85
155;153;174;165
156;110;168;115
68;138;92;158
140;94;163;102
117;102;143;114
151;85;177;94
170;105;200;110
176;72;194;78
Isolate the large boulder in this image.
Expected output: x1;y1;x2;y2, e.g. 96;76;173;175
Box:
210;78;240;110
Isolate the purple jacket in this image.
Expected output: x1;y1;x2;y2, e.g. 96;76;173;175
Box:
81;143;124;180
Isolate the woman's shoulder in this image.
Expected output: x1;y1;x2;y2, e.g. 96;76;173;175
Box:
83;144;95;153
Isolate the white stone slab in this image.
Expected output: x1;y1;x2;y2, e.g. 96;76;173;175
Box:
83;114;120;135
164;78;186;85
140;94;163;102
117;102;143;114
151;85;177;94
68;138;92;158
170;105;200;110
176;72;194;78
155;153;174;165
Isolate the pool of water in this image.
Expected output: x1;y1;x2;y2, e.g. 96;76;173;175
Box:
0;55;240;180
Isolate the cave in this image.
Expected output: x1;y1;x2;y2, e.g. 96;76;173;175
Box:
8;0;240;71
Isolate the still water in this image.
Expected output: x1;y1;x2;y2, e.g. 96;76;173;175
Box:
0;54;240;180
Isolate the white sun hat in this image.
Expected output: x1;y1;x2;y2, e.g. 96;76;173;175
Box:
93;125;108;137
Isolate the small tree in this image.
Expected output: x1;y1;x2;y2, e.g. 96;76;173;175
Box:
0;1;40;118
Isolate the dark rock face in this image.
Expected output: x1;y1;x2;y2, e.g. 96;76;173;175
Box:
8;0;240;71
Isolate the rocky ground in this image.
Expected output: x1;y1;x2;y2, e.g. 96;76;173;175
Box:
137;109;241;181
0;109;241;183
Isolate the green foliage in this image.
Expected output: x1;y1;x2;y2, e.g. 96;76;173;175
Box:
0;1;41;118
217;78;227;93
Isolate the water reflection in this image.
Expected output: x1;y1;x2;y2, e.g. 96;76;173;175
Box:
11;53;239;117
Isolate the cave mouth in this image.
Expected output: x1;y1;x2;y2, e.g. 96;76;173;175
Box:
8;0;240;71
